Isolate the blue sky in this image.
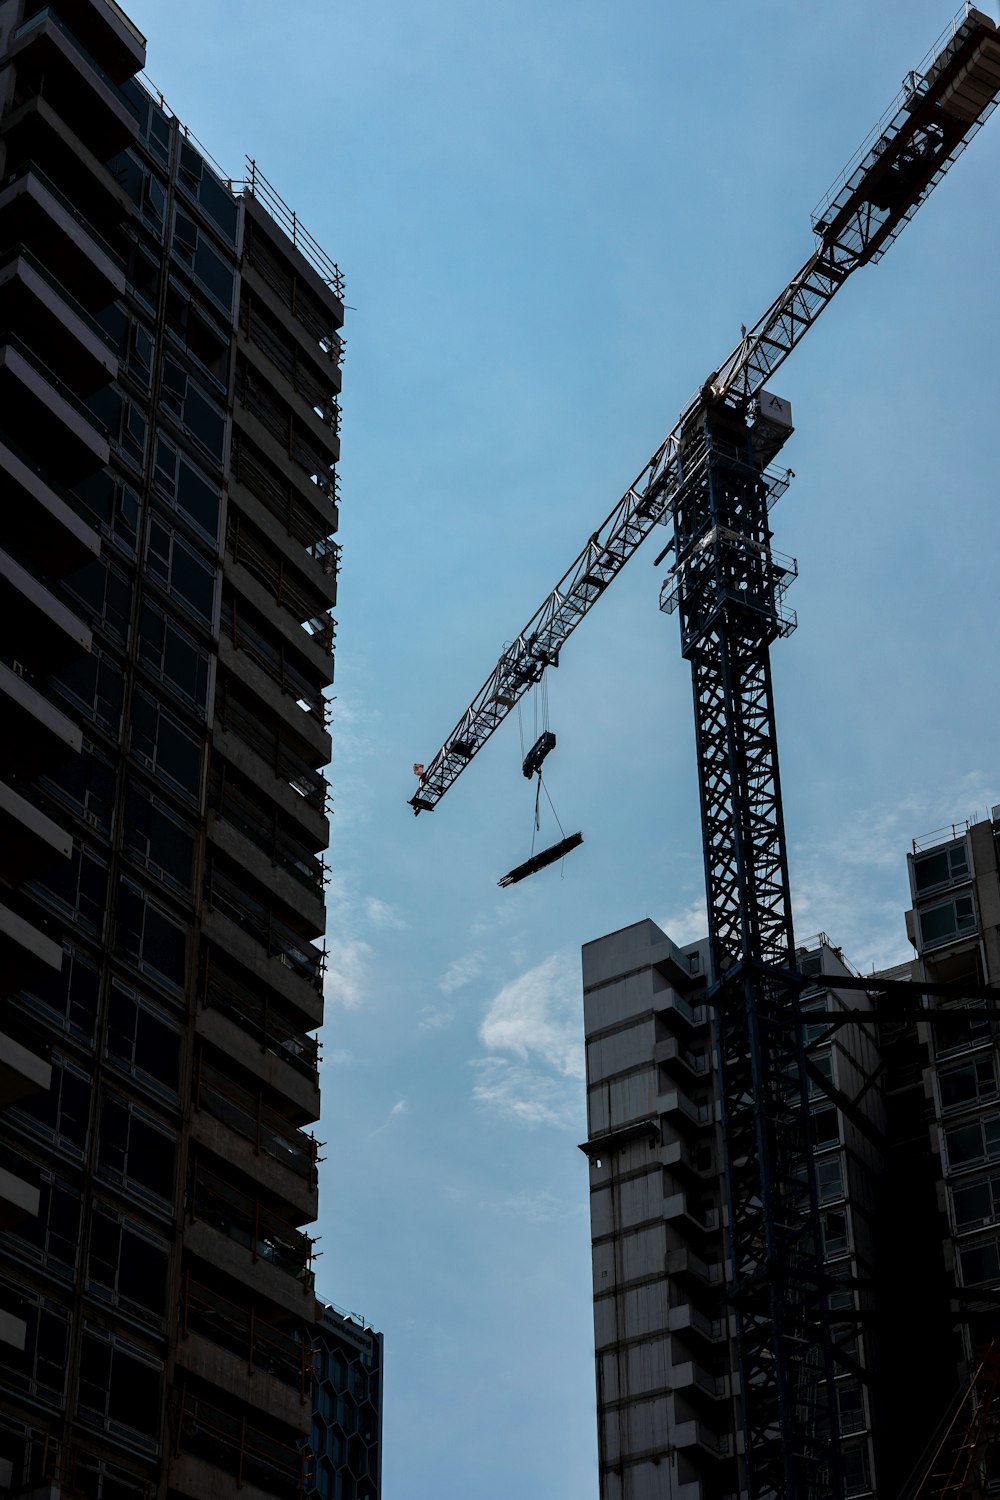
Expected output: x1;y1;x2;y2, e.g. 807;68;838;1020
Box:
127;3;999;1494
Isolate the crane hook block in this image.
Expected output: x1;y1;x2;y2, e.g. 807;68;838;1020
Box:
498;831;583;888
522;730;557;780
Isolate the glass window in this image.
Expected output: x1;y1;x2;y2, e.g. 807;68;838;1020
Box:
121;79;172;166
822;1209;848;1257
959;1237;1000;1287
0;1281;68;1402
816;1155;844;1204
72;470;141;559
115;877;186;995
145;516;216;628
28;845;108;936
106;979;180;1097
61;555;132;645
178;140;239;243
912;840;971;897
96;1093;176;1211
138;600;210;717
172;206;235;314
85;387;147;472
130;686;202;804
19;943;99;1042
78;1324;162;1450
39;739;116;835
87;1204;169;1325
0;1157;81;1278
11;1053;90;1161
843;1443;872;1496
808;1052;834;1098
812;1105;840;1147
952;1173;1000;1232
940;1056;999;1113
945;1114;1000;1172
50;646;125;736
122;781;194;895
918;893;977;951
160;353;226;463
152;433;222;544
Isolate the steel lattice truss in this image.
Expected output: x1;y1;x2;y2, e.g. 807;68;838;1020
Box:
670;410;838;1497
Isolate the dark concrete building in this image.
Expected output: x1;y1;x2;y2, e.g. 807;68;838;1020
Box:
580;804;1000;1499
0;1;344;1495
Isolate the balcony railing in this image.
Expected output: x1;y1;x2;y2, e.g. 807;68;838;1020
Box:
230;430;339;559
220;599;329;727
226;514;335;654
2;333;111;437
236;358;337;481
181;1273;312;1397
174;1387;305;1500
194;1054;318;1186
237;162;344;300
240;299;340;431
205;867;325;991
203;956;320;1084
215;686;328;815
1;161;126;272
210;770;326;900
13;8;133;110
188;1163;314;1289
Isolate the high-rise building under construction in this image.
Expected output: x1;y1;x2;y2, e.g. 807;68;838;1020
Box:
0;0;347;1495
580;805;1000;1498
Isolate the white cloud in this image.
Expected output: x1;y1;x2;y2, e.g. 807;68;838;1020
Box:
370;1096;409;1136
471;951;586;1128
439;951;484;994
478;951;584;1080
658;896;708;946
418;1003;456;1033
470;1057;580;1128
324;936;372;1010
364;895;408;929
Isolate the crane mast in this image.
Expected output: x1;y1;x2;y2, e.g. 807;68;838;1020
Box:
410;9;1000;1498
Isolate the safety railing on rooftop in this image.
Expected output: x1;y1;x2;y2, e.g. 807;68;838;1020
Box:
234;157;344;298
912;818;977;853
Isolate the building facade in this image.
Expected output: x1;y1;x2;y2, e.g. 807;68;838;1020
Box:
0;1;344;1495
308;1303;383;1500
581;805;1000;1499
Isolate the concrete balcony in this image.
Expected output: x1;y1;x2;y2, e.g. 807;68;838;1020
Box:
0;779;72;882
671;1360;730;1411
168;1449;297;1500
0;1161;41;1228
201;910;323;1030
195;1000;320;1125
7;8;139;158
655;1034;711;1086
664;1192;721;1241
667;1303;727;1350
184;1215;315;1323
218;635;331;764
0;550;92;672
672;1419;734;1460
0;165;127;310
0;660;82;775
0;249;118;395
0;896;63;994
662;1137;715;1186
189;1104;318;1227
0;336;110;481
175;1330;308;1435
223;550;333;682
653;990;708;1035
658;1086;713;1136
0;434;99;577
232;398;337;531
207;813;325;942
0;1025;52;1107
0;92;134;240
22;0;147;82
227;469;338;611
212;720;328;851
665;1246;724;1291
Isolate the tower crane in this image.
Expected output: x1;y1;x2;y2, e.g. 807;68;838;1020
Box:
409;9;1000;1498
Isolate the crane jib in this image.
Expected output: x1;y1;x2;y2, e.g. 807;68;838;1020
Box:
409;8;1000;818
